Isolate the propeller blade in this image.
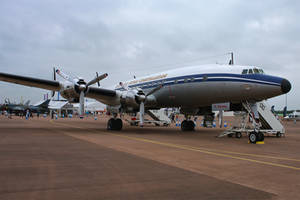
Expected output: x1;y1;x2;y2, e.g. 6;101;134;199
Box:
87;73;108;86
146;84;163;96
96;72;100;87
79;91;85;117
52;67;56;97
119;82;129;91
55;68;73;82
53;67;56;81
139;102;145;127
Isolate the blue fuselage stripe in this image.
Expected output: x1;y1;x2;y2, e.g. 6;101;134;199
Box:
116;73;282;91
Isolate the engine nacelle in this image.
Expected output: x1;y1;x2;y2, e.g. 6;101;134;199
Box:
120;90;140;108
60;84;79;101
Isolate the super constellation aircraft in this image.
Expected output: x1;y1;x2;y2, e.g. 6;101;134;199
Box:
0;64;291;142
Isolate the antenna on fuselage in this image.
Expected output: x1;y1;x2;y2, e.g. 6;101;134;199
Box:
229;52;234;65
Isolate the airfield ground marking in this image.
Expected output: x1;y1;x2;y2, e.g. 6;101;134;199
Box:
49;120;300;170
179;144;300;162
108;133;300;171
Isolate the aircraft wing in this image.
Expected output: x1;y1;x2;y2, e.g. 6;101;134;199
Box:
0;72;119;105
0;72;61;91
85;87;118;105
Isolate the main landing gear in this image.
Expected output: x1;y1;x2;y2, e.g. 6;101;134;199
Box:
107;114;123;131
248;131;264;143
181;120;195;131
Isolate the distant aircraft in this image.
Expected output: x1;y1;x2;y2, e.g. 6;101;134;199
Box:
0;99;50;115
0;64;291;143
284;111;300;121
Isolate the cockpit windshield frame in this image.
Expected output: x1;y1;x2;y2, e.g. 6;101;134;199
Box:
242;67;265;75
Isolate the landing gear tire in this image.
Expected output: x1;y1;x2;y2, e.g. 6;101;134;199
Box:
181;120;187;131
181;120;195;131
115;118;123;130
107;118;123;131
235;132;242;138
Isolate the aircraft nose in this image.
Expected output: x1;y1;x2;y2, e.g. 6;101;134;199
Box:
281;78;291;94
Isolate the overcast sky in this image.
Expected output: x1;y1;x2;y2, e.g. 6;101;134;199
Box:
0;0;299;110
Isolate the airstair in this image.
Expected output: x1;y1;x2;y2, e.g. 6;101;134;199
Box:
146;109;171;125
127;109;171;126
256;101;285;133
219;100;285;138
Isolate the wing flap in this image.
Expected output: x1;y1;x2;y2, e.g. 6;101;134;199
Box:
0;72;61;91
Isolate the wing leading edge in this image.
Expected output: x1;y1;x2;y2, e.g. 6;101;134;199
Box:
0;72;119;106
0;72;61;91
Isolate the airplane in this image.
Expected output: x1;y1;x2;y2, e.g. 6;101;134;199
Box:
0;99;26;114
284;111;300;121
0;98;50;115
0;64;291;143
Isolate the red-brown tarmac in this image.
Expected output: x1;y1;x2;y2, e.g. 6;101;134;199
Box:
0;115;299;200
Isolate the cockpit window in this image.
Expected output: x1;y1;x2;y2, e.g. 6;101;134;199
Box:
253;68;260;74
242;68;265;74
242;69;248;74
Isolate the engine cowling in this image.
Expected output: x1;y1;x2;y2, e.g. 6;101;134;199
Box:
120;90;140;108
60;84;79;101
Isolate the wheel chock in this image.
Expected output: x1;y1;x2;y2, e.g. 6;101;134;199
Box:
248;140;265;144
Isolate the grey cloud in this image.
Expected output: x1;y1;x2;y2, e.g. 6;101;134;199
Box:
0;0;299;109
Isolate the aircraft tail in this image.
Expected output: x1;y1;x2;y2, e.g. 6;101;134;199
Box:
33;99;50;108
25;100;30;106
283;106;287;117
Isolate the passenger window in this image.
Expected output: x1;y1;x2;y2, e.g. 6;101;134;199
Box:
253;68;259;74
259;69;264;74
248;69;253;74
242;69;248;74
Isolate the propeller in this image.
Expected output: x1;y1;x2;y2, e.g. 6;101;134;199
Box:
135;85;163;127
53;68;108;118
118;82;163;127
96;72;100;87
77;73;108;117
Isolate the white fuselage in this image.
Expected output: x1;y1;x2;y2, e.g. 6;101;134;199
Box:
103;64;285;109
